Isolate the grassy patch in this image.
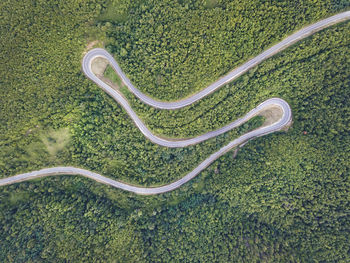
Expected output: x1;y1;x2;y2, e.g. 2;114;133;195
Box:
97;0;130;23
204;0;219;9
104;64;124;86
41;128;71;157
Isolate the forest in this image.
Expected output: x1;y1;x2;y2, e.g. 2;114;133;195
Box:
0;0;349;262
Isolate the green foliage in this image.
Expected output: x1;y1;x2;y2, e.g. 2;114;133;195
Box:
101;0;347;100
0;0;349;262
97;0;131;23
103;64;125;87
41;128;71;157
204;0;219;9
0;180;145;262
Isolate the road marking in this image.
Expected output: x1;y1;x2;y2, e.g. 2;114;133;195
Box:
1;11;349;194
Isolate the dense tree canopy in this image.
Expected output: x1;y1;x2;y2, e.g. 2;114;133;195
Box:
0;0;349;262
101;0;347;100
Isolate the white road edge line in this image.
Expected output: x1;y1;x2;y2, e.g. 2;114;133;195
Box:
1;11;349;194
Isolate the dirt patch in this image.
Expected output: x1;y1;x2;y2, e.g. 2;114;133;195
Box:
232;148;239;158
91;57;109;76
99;75;120;90
258;106;284;127
86;40;99;50
83;40;104;55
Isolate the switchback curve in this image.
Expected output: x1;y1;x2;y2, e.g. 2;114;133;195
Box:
1;11;349;194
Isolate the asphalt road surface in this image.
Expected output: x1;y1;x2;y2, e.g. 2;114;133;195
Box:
83;11;350;110
1;11;349;194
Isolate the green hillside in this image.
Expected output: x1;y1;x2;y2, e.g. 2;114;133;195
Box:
0;0;349;262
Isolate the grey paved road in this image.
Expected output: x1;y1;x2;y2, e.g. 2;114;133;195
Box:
83;11;350;110
1;11;349;194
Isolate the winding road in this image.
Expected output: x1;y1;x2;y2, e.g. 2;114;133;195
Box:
1;11;349;194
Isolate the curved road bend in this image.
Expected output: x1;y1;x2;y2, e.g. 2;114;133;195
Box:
1;11;349;194
83;11;350;110
0;103;291;195
0;97;291;195
80;12;350;148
